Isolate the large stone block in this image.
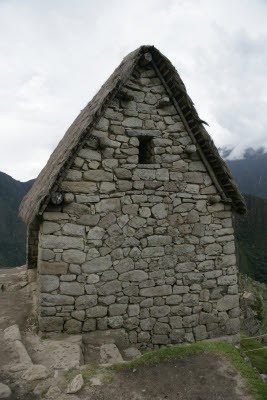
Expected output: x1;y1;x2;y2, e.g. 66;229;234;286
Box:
60;282;84;296
40;293;75;306
86;306;107;318
82;256;112;273
62;249;86;264
150;306;170;318
39;317;63;332
142;247;165;258
119;270;148;282
84;170;113;182
42;221;60;234
39;261;68;275
114;258;135;274
61;181;97;194
40;275;59;292
64;319;82;334
95;198;121;213
41;235;84;250
139;285;172;297
109;304;128;316
151;203;168;219
62;223;85;237
217;295;239;311
78;148;101;161
98;280;122;295
75;295;97;310
147;235;172;246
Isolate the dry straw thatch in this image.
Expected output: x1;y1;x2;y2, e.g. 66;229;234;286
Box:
19;45;246;226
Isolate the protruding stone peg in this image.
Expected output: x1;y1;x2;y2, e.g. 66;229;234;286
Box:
139;52;152;66
159;97;171;107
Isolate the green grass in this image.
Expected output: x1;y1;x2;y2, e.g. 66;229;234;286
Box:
40;388;48;398
241;335;267;374
111;341;267;400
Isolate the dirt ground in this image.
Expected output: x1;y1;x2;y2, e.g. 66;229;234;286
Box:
80;353;252;400
0;267;254;400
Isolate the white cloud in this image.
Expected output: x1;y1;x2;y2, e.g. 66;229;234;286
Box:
0;0;267;180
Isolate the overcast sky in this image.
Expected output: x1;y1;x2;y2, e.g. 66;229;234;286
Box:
1;0;267;181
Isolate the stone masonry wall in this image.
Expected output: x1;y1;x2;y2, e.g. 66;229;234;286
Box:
37;62;240;348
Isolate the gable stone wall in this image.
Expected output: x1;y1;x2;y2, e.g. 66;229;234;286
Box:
36;63;240;348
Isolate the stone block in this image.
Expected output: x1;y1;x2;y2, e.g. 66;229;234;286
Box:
114;258;135;274
217;295;239;311
98;280;122;295
82;256;112;273
61;181;97;194
40;293;75;306
166;295;182;305
108;316;123;329
42;221;60;234
65;319;82;334
193;325;208;341
150;306;170;318
95;198;121;213
83;319;96;331
140;285;172;297
142;247;165;258
77;214;100;226
140;318;156;331
40;275;59;292
169;316;183;329
182;314;199;327
62;249;86;264
217;275;237;286
151;203;168;219
39;317;63;332
119;270;148;282
84;170;113;181
109;304;128;316
60;282;84;296
75;295;97;310
147;235;172;246
86;306;108;318
170;329;185;343
39;261;68;275
41;235;84;250
183;293;199;306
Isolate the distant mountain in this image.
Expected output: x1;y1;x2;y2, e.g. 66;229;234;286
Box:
225;148;267;198
233;194;267;283
0;172;34;267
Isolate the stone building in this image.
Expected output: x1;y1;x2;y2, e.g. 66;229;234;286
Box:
20;45;246;347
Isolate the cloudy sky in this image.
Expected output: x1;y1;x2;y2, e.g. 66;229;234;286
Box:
1;0;267;181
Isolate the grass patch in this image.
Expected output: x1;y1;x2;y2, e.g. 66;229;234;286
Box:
41;335;48;340
81;364;101;384
110;341;267;400
40;388;48;398
101;375;114;384
241;335;267;374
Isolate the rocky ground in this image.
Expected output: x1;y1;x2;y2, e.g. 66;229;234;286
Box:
0;266;255;399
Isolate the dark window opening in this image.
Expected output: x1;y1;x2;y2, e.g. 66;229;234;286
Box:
138;137;153;164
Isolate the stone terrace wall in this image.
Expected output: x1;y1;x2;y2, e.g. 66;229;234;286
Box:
37;62;240;348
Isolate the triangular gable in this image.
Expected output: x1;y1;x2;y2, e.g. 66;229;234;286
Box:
19;45;246;226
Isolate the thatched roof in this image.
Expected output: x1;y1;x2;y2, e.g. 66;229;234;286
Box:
19;45;246;226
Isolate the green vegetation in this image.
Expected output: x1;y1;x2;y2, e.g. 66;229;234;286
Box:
62;363;103;388
234;194;267;284
241;335;267;375
111;341;267;400
40;388;48;398
81;364;100;383
0;171;34;268
41;335;48;340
